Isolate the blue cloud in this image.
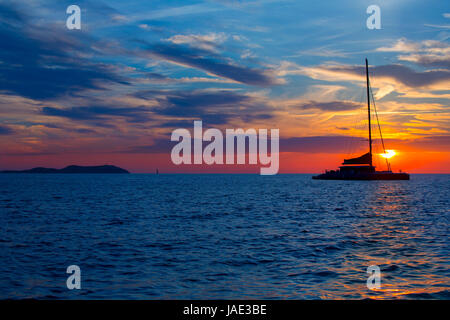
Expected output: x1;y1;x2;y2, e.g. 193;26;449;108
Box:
42;105;151;123
0;3;127;100
0;125;14;135
297;100;363;111
136;89;273;125
147;43;277;86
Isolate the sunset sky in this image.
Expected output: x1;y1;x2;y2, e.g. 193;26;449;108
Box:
1;0;449;173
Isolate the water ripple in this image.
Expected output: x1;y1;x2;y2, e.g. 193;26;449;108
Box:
0;174;449;299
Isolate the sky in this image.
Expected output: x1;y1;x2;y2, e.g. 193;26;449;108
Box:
0;0;449;173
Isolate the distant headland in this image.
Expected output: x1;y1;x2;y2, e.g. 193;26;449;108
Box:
0;165;130;174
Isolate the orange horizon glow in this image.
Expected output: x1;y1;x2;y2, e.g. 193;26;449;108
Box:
0;150;449;174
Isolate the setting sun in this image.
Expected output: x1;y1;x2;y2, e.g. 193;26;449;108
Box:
380;150;397;159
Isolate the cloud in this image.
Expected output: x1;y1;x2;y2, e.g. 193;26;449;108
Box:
424;24;450;29
0;125;14;135
295;100;363;111
377;38;450;69
162;91;250;109
374;85;395;99
146;43;279;86
279;136;365;153
291;47;348;58
74;128;97;134
42;105;152;123
373;64;450;88
134;89;274;125
281;60;450;98
302;64;449;89
399;52;450;69
124;134;450;155
376;38;421;52
409;135;450;151
125;139;171;154
0;3;127;100
120;2;224;23
278;135;450;153
133;73;237;85
300;85;347;101
166;33;227;52
277;38;450;100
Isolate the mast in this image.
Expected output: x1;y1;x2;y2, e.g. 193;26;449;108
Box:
365;58;373;166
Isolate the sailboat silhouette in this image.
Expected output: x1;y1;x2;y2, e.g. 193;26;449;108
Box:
313;59;410;180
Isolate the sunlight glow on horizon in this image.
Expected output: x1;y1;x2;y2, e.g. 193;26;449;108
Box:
380;149;397;159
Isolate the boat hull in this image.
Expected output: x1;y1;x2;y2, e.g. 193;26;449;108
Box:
312;172;410;180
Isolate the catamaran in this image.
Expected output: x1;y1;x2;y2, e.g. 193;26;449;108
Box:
313;59;410;180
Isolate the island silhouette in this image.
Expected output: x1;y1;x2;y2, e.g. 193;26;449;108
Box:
1;165;129;174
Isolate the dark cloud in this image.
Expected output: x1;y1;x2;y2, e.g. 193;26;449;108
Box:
280;136;366;153
35;122;98;134
324;64;450;89
126;139;170;154
280;135;450;153
374;64;450;88
297;100;363;111
30;122;98;134
0;3;127;100
137;89;273;125
163;91;250;109
158;120;201;128
146;72;171;80
42;105;151;123
40;123;63;129
0;125;14;135
74;128;97;134
405;55;450;69
147;43;277;86
41;89;271;129
404;135;450;151
127;135;390;155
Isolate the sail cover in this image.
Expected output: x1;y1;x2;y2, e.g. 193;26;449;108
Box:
343;152;371;165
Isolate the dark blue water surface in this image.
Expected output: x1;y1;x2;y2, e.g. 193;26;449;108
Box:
0;174;448;299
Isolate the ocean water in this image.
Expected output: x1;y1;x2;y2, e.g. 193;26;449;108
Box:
0;174;448;299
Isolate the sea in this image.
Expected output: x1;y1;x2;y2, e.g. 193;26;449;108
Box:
0;174;448;299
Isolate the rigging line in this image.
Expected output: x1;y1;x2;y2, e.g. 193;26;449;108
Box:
371;91;390;171
369;78;391;171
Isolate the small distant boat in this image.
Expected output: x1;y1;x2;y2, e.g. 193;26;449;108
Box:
313;59;409;181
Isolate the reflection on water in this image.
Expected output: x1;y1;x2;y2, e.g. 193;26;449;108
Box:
318;180;449;299
0;174;449;299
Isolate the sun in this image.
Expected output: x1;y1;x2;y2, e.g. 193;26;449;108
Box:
380;149;396;159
